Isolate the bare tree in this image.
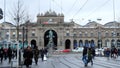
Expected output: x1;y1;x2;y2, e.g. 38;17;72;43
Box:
9;0;28;41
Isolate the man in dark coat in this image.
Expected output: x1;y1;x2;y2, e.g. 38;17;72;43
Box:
40;48;44;61
33;46;39;65
82;46;88;67
7;47;12;63
23;46;33;68
0;47;4;63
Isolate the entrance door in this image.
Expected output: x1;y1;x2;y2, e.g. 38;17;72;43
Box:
44;29;57;50
31;39;36;49
65;39;71;49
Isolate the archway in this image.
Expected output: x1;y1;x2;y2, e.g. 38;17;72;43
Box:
31;39;37;49
73;40;77;49
98;40;102;48
79;40;83;47
111;39;115;47
85;40;89;47
65;39;71;49
105;39;110;47
44;29;57;50
90;40;95;47
117;39;120;47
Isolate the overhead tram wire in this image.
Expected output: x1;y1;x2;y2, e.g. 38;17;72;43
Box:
72;0;89;19
83;0;111;22
66;0;78;15
52;0;64;13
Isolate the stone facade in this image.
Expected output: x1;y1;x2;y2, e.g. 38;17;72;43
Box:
0;10;120;49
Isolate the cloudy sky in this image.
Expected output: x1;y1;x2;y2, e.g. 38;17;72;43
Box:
0;0;120;25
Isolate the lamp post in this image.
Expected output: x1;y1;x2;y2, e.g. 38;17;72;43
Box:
0;8;3;20
22;27;25;49
97;19;102;48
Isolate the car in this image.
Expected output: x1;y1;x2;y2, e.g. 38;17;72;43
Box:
61;49;71;52
55;49;71;53
72;47;83;52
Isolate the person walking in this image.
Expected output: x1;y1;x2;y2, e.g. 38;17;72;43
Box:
91;47;95;59
40;48;44;61
105;48;110;60
7;47;12;63
33;46;39;65
82;46;88;67
23;46;33;68
87;48;93;66
0;47;4;63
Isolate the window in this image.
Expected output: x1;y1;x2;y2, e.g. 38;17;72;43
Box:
117;33;119;36
12;32;16;38
111;31;116;37
19;32;22;37
66;30;70;36
32;33;35;37
66;33;70;36
85;32;88;37
73;32;77;37
91;33;94;37
32;30;35;37
79;32;82;37
105;32;109;37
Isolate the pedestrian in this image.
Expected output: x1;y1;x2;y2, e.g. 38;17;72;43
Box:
7;47;12;63
0;47;4;63
4;48;8;60
40;48;44;61
87;48;93;66
82;46;88;67
91;47;95;59
33;46;39;65
114;48;118;58
23;46;33;68
105;48;110;60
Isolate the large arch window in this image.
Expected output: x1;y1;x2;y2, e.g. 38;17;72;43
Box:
65;39;71;49
79;32;82;37
90;40;95;47
105;39;110;47
111;39;115;47
79;40;83;47
117;39;120;47
85;40;89;47
73;40;77;49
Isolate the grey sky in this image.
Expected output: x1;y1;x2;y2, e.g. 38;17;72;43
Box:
0;0;120;25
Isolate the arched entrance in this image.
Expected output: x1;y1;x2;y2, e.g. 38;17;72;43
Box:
111;39;115;47
73;40;77;49
105;39;110;47
85;40;89;47
79;40;83;47
90;40;95;47
117;39;120;47
31;39;36;49
65;39;71;49
44;29;57;50
98;40;102;48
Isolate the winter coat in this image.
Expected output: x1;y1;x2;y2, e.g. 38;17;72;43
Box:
0;48;4;57
34;49;39;59
23;49;33;65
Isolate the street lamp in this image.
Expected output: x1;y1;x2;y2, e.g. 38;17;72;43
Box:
22;27;25;49
0;8;3;20
97;18;102;48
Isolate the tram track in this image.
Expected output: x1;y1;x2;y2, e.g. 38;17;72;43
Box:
75;55;120;68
